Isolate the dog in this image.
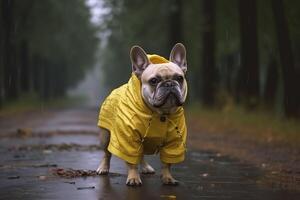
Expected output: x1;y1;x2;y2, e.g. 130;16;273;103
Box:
96;43;188;186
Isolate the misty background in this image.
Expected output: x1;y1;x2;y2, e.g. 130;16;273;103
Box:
0;0;300;118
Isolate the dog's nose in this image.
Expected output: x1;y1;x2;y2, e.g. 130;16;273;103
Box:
163;81;175;87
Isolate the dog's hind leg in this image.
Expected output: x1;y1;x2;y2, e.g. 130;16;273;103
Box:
96;128;111;175
140;155;155;174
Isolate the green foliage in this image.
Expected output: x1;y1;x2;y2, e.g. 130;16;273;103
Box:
285;0;300;65
216;0;240;60
0;0;98;102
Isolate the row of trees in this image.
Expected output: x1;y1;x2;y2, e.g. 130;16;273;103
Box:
99;0;300;118
0;0;98;107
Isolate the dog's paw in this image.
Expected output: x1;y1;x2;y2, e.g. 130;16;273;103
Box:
126;175;142;186
96;160;110;175
141;163;155;174
96;166;109;175
161;175;179;186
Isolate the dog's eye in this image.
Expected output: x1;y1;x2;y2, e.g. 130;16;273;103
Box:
149;78;159;86
175;76;184;83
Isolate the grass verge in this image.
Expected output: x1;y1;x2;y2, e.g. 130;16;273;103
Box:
186;104;300;148
0;93;86;117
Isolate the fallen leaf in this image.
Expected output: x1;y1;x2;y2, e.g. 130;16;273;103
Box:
77;186;95;190
38;176;47;180
160;195;176;199
7;176;20;179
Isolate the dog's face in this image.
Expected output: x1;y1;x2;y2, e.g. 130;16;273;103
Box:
130;43;188;114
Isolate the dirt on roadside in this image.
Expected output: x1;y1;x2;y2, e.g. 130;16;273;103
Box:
187;116;300;191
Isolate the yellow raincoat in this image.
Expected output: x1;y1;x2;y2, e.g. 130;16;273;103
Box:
97;55;187;164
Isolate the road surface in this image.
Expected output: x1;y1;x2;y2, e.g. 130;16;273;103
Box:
0;107;299;199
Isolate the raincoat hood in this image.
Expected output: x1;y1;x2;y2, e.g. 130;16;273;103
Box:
98;54;187;164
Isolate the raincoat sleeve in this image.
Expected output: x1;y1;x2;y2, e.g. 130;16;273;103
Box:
160;116;187;164
107;114;143;164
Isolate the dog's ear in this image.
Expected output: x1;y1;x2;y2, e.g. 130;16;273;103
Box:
130;45;150;77
169;43;187;73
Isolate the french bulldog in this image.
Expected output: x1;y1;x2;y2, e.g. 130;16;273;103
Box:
96;43;188;186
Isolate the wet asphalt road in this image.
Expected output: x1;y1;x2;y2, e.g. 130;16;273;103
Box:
0;108;299;200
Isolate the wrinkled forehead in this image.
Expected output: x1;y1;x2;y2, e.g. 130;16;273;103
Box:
142;63;184;81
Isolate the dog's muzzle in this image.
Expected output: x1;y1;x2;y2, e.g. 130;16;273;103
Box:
153;82;184;107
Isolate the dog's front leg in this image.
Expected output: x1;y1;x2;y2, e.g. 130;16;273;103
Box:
126;162;142;186
96;128;111;175
161;162;179;185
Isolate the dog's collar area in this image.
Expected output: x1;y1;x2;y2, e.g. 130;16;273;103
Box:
160;116;166;122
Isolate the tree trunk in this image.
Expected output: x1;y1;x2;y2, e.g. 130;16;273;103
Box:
201;0;216;106
41;62;51;101
238;0;260;108
2;0;18;100
0;0;3;108
168;0;183;48
53;65;66;97
263;56;278;107
20;40;31;92
32;56;39;94
33;56;45;100
271;0;299;118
